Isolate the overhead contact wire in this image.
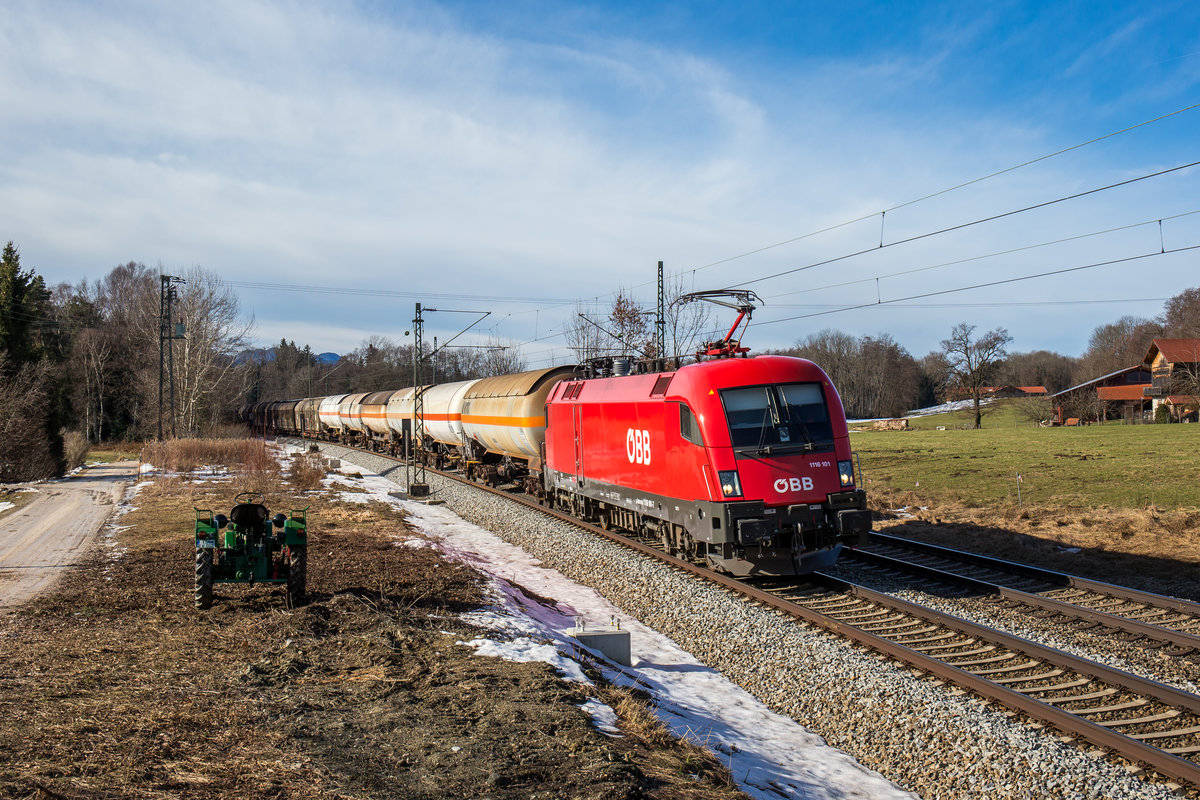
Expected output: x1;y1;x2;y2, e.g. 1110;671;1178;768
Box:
753;243;1200;326
731;159;1200;289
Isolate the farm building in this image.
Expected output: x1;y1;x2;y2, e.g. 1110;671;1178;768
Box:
1049;366;1152;425
1143;338;1200;423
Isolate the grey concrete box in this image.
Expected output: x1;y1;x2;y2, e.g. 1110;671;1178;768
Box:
569;628;631;666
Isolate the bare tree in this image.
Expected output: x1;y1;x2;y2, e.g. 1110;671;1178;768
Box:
0;356;55;480
940;323;1012;429
564;301;606;364
1015;395;1055;425
75;327;113;443
1074;315;1161;382
1160;286;1200;338
608;289;653;358
480;336;527;376
170;267;255;436
787;331;921;419
999;349;1076;394
663;273;714;366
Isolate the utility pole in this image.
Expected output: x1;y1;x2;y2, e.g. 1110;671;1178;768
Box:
158;275;186;440
408;303;429;497
656;261;665;367
405;303;491;498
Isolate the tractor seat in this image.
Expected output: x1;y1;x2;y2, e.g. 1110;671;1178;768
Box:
229;503;269;529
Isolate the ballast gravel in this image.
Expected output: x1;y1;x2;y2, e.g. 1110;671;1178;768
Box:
312;444;1184;800
826;561;1200;696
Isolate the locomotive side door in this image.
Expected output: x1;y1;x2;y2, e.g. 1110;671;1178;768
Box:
572;403;584;486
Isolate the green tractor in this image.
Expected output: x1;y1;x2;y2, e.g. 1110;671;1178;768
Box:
194;492;309;609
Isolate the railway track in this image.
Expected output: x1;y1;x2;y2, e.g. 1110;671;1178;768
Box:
295;438;1200;788
843;532;1200;658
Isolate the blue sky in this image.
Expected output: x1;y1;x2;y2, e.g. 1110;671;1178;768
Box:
2;0;1198;365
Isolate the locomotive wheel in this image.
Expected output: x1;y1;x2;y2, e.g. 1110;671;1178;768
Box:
597;510;611;531
194;548;213;609
287;546;307;607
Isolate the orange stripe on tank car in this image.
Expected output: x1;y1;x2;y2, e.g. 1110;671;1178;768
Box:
460;414;546;427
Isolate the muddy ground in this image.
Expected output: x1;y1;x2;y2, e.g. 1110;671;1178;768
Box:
0;467;747;800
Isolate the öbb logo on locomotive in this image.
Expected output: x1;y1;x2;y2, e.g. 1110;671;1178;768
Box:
774;476;814;493
249;353;871;578
626;428;652;465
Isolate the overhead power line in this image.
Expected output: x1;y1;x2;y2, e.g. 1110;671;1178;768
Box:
731;159;1200;290
683;100;1200;277
752;243;1200;327
219;279;573;305
764;208;1200;301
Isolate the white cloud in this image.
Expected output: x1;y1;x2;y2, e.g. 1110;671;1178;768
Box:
1;0;1197;362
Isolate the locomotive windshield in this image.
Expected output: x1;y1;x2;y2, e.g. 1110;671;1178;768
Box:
720;383;835;453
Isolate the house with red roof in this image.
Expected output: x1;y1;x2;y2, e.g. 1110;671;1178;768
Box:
1142;338;1200;422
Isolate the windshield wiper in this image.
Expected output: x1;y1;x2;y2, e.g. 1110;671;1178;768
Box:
755;406;772;453
756;442;816;456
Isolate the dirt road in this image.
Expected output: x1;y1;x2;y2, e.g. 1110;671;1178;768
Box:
0;461;137;608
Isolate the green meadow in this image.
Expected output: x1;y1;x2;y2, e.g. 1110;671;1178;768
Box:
852;407;1200;510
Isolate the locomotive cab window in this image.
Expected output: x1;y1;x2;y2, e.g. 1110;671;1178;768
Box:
720;383;834;453
679;403;703;445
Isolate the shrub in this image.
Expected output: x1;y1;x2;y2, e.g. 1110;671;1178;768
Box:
61;430;91;470
287;452;327;491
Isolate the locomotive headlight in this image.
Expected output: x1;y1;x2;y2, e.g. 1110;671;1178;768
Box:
838;460;855;487
718;470;743;498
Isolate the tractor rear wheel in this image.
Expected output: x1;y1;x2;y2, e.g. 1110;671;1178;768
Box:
194;548;213;609
287;546;307;607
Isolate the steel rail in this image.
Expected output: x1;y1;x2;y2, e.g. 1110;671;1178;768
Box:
867;531;1200;616
841;546;1200;654
292;438;1200;787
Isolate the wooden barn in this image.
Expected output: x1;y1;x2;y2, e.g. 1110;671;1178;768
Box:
1050;366;1152;425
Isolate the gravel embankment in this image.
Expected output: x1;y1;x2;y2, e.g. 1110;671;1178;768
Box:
310;443;1185;800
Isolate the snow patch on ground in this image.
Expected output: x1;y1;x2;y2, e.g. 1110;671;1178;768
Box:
318;452;915;800
906;398;994;417
0;502;13;514
889;506;929;519
579;697;622;737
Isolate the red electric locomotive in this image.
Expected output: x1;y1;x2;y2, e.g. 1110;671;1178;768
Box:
543;354;869;576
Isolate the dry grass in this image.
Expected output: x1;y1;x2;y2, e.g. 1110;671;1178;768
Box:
141;438;281;479
0;455;750;800
286;451;328;492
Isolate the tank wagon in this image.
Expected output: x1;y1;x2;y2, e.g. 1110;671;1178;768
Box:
252;355;867;576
